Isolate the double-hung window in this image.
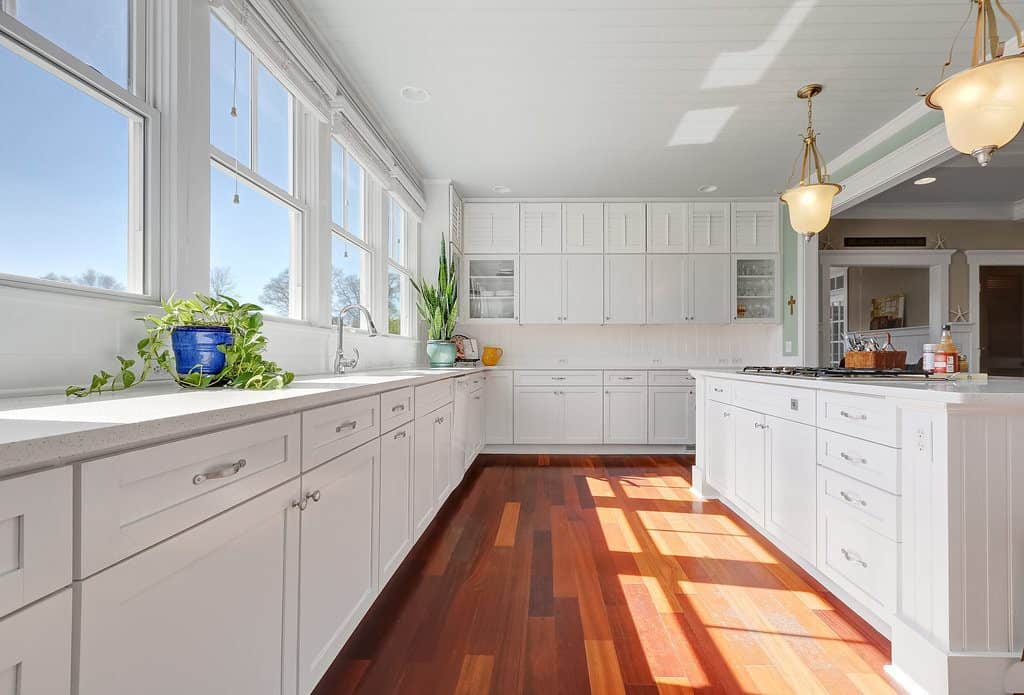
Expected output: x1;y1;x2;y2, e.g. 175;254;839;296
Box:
329;140;372;329
387;195;415;337
209;13;301;318
0;0;151;295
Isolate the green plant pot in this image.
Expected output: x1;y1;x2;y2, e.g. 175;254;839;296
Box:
426;340;457;368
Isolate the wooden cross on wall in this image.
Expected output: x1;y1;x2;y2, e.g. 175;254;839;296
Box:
787;295;796;316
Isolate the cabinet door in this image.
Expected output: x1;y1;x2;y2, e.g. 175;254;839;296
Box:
604;387;648;444
520;203;562;254
690;253;731;324
77;481;300;695
604;255;646;324
765;416;817;564
647;255;688;324
562;388;604;444
413;413;436;537
451;380;470;481
379;423;414;586
731;408;766;526
469;388;486;464
520;254;563;324
514;388;564;444
646;202;690;253
648;387;689;444
564;254;604;324
484;372;514;444
465;255;519;322
563;202;604;253
604;203;646;253
731;203;779;253
690;203;731;253
0;589;71;695
463;203;520;254
684;388;697;445
732;254;779;323
433;405;454;507
705;400;735;496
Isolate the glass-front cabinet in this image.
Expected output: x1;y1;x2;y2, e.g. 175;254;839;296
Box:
463;255;519;322
732;254;779;323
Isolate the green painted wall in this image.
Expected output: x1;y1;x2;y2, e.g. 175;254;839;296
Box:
781;205;799;356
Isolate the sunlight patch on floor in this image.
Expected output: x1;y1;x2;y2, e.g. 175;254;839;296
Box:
585;476;616;498
596;507;642;553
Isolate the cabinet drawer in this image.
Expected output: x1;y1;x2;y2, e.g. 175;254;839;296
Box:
604;370;648;386
380;387;414;433
79;415;300;578
0;466;72;618
732;381;815;426
514;370;603;386
649;370;694;386
819;468;900;541
303;396;380;472
467;373;487;392
416;379;454;416
0;588;71;695
818;429;901;494
818;495;898;612
705;378;733;403
818;391;900;447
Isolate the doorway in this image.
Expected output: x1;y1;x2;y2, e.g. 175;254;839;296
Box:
980;266;1024;376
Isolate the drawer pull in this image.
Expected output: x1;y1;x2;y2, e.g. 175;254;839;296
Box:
713;387;725;393
391;404;406;413
839;451;867;465
336;420;358;433
473;395;481;401
840;548;868;568
394;430;407;440
435;416;446;424
839;410;867;421
754;422;768;430
839;490;868;507
722;411;731;418
552;376;567;381
292;497;308;511
619;376;634;380
192;459;246;485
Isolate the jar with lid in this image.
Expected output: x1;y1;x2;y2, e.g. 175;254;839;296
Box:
922;344;937;372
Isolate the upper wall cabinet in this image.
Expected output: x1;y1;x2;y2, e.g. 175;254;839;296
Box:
520;203;563;254
690;202;731;253
646;203;690;253
562;202;604;253
604;203;646;253
463;203;520;254
731;202;779;253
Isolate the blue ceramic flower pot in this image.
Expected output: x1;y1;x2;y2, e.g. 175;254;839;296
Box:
171;326;233;378
425;340;457;368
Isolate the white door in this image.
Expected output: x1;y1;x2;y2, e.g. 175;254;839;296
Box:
468;388;486;464
765;416;817;564
463;203;520;253
646;202;689;253
690;253;732;324
731;408;766;525
603;387;648;444
514;388;564;444
433;404;454;507
604;203;646;253
379;423;414;586
690;203;731;253
732;254;779;323
299;439;378;694
520;203;562;254
77;481;301;695
604;255;646;324
0;589;71;695
562;388;604;443
705;400;735;496
519;254;563;324
464;256;519;323
451;379;470;480
563;254;604;324
562;202;604;253
412;413;436;536
647;255;688;324
731;202;779;253
684;387;697;445
648;387;689;444
484;372;514;444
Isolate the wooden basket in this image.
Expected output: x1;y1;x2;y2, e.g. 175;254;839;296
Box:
844;350;907;369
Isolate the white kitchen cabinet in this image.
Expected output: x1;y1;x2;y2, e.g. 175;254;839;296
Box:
705;400;735;496
467;384;486;465
484;371;514;444
520;203;562;253
646;202;690;253
604;203;646;253
564;254;604;324
379;422;414;587
732;254;780;323
604;254;646;324
413;404;453;534
731;408;766;526
298;439;378;695
77;480;300;695
433;405;454;507
603;387;648;444
562;202;604;253
562;388;604;444
690;202;731;253
648;386;692;445
463;203;520;254
464;255;518;322
731;202;779;253
691;254;732;324
0;589;71;695
452;378;471;480
646;254;730;325
520;254;563;324
764;416;817;564
514;387;602;444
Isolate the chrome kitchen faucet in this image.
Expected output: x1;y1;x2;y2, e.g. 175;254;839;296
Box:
334;304;378;374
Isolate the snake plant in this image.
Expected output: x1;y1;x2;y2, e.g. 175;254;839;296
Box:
410;236;459;341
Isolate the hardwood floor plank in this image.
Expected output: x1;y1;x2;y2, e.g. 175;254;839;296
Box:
585;639;628;695
529;530;554;617
523;617;557;694
454;654;494;695
494;501;521;547
554;597;592;695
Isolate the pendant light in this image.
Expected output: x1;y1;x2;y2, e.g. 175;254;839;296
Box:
780;84;842;240
925;0;1024;166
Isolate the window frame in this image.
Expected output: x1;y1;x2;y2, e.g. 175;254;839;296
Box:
385;193;417;338
329;138;374;330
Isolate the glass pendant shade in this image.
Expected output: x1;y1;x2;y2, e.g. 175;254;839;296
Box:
781;182;842;236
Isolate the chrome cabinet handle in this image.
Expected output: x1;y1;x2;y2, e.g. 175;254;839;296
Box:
840;548;868;567
840;490;867;507
336;420;358;433
839;451;867;465
193;459;246;485
394;430;407;440
754;422;768;430
619;376;634;381
391;404;406;413
722;411;731;418
435;416;445;424
839;410;867;421
473;395;481;400
292;497;308;511
713;387;725;393
306;489;322;504
552;376;567;381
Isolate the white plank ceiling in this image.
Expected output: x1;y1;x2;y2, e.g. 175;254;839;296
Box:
292;0;1004;197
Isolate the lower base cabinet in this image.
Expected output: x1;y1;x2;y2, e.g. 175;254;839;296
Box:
484;372;514;445
731;408;766;526
648;386;695;445
0;589;71;695
603;387;648;444
413;404;453;537
705;400;735;495
379;423;414;587
764;415;817;564
514;388;603;444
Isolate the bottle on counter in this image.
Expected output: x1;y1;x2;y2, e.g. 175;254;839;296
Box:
922;343;937;373
934;325;958;374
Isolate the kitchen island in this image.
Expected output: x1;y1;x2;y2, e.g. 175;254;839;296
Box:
690;368;1024;695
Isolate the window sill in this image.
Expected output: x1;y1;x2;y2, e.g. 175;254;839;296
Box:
0;274;159;305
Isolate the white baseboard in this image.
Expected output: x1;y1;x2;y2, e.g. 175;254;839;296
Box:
480;444;695;455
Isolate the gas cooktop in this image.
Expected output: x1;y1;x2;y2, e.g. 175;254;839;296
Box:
740;366;951;380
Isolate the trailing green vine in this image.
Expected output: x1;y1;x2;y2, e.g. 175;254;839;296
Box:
66;294;294;397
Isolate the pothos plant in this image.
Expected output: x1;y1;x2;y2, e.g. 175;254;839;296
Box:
66;294;294;397
410;235;458;341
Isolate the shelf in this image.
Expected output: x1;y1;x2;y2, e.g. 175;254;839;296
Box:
470;296;514;300
737;275;774;280
737;295;774;300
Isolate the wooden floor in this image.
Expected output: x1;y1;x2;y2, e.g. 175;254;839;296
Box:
314;454;901;695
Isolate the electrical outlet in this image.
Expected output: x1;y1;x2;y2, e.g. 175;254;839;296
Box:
785;340;793;353
652;358;663;365
718;357;730;365
557;357;569;365
915;427;930;455
731;357;743;364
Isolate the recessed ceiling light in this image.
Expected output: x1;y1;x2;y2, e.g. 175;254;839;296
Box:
914;176;937;185
492;185;511;194
400;86;430;103
698;184;719;193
